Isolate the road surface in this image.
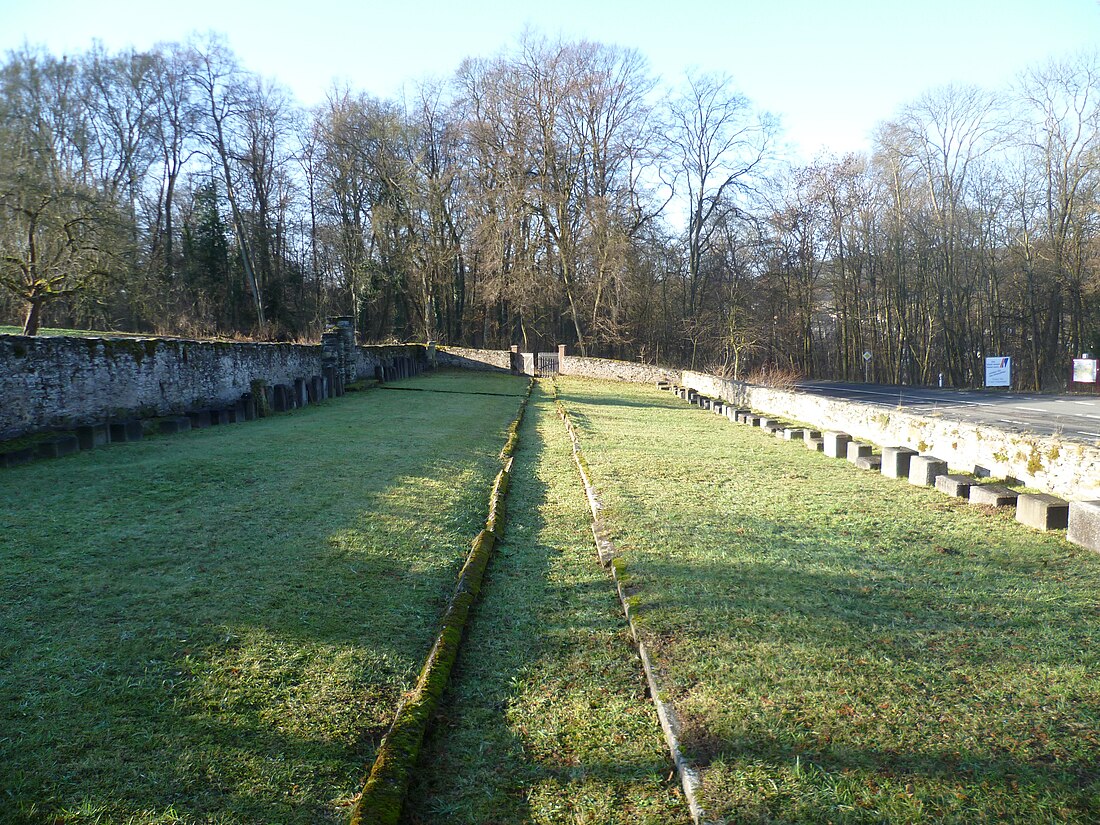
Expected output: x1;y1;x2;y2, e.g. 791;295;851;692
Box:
794;381;1100;444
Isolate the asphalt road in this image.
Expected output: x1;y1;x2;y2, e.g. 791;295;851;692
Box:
794;381;1100;444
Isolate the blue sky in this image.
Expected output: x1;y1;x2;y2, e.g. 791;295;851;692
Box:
1;0;1097;159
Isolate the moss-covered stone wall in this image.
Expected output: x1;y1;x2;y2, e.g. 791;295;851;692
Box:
0;334;426;439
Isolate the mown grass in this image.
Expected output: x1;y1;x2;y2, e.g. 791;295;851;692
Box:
557;376;1100;824
403;382;690;824
0;369;525;824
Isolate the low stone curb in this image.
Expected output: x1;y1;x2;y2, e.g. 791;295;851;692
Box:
555;384;710;825
348;380;532;825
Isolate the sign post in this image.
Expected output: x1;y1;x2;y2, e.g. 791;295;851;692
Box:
862;350;872;383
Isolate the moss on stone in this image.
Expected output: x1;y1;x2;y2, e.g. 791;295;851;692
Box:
348;391;529;825
250;380;270;417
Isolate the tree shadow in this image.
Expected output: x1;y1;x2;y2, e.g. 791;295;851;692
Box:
0;382;527;823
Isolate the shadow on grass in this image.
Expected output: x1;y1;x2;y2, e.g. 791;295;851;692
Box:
0;379;526;824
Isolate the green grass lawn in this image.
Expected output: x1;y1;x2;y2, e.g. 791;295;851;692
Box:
0;370;525;824
403;382;690;824
556;377;1100;824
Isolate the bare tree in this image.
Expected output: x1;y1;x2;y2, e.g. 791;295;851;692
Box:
668;71;774;315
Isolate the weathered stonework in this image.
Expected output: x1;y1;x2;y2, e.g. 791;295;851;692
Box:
0;333;426;440
680;370;1100;501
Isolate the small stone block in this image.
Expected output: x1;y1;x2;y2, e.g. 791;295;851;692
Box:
1017;493;1070;531
935;474;973;498
37;435;79;458
855;455;882;471
909;455;948;486
969;485;1019;508
272;384;291;412
1;446;35;467
159;416;191;435
802;429;822;441
310;376;323;403
881;446;917;479
757;417;774;428
187;409;212;428
110;420;143;442
806;437;824;451
847;442;873;463
211;408;232;425
783;428;805;440
1067;500;1100;552
823;432;851;459
295;377;308;407
76;423;109;450
747;416;761;426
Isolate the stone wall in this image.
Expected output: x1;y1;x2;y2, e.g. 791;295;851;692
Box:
435;346;513;372
0;334;426;439
561;355;680;385
680;370;1100;501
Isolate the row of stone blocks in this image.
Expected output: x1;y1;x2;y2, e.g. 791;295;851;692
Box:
1;369;346;469
377;356;422;383
657;381;1100;554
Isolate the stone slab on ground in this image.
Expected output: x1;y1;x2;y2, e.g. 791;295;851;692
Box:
802;429;822;441
783;428;805;440
935;474;974;498
109;420;143;442
187;409;212;429
211;408;232;425
823;432;851;459
909;455;948;486
969;485;1019;508
847;442;873;463
757;417;775;428
1016;493;1070;531
37;434;79;459
272;384;292;412
1068;500;1100;552
1;446;35;467
806;437;824;452
76;423;109;450
881;446;918;479
855;455;882;471
159;416;192;435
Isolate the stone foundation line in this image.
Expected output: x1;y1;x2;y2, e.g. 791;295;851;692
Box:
554;382;710;825
1;353;429;470
350;381;532;825
661;383;1100;553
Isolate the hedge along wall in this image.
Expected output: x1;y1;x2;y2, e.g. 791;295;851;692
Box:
681;370;1100;502
0;334;426;439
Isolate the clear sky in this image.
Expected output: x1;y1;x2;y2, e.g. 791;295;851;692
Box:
1;0;1098;160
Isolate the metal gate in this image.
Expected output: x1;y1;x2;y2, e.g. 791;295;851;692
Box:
536;352;560;376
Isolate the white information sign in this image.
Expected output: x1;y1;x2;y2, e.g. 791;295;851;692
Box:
1073;358;1098;383
984;356;1011;387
